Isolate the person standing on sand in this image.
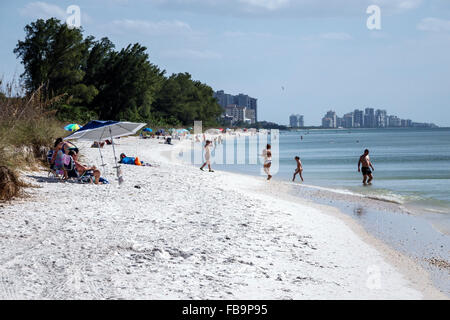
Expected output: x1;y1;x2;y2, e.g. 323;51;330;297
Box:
261;144;272;180
292;156;304;182
200;140;214;172
358;149;375;185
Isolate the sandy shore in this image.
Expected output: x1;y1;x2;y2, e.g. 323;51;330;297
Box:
0;136;446;299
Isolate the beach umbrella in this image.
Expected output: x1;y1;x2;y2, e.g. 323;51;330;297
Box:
64;120;146;185
143;128;153;132
64;123;82;132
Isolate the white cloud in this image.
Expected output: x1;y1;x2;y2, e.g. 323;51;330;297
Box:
223;31;273;38
417;17;450;33
163;49;222;59
19;2;91;26
109;19;193;36
238;0;290;11
144;0;423;16
19;1;66;20
301;32;353;41
319;32;353;40
372;0;422;11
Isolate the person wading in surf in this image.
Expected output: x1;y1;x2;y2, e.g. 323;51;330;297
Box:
358;149;375;185
262;144;272;180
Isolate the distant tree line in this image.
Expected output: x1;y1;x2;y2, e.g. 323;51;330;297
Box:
229;120;288;130
14;18;223;127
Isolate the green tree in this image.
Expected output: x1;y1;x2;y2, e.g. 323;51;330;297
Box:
14;18;90;95
92;43;165;121
153;73;222;126
13;19;223;126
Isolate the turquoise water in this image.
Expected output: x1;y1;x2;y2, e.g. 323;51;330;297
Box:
208;128;450;214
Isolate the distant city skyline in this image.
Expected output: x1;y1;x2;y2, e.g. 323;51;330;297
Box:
320;108;437;128
1;1;450;126
214;90;257;125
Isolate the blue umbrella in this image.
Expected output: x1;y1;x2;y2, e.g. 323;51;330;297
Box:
143;128;153;132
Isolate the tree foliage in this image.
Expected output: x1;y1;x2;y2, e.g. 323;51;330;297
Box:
14;18;222;127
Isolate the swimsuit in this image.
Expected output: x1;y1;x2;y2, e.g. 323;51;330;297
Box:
361;167;372;175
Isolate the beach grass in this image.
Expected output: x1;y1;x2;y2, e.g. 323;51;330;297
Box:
0;79;65;200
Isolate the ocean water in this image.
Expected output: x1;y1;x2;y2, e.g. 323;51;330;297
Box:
204;128;450;216
184;128;450;293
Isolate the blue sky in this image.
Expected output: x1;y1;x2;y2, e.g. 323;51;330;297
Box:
1;0;450;126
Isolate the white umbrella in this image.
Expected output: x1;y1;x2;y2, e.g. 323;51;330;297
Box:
64;121;146;184
65;121;146;141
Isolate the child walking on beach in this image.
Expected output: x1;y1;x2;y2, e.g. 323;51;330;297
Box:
292;156;304;182
262;144;272;180
200;140;214;172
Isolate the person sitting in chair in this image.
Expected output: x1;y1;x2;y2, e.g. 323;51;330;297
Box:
70;151;103;184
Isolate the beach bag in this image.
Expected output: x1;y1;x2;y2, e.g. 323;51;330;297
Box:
134;157;142;166
99;177;109;184
46;149;54;164
53;150;65;175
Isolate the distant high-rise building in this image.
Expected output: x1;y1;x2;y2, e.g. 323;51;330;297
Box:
322;117;333;128
289;114;298;127
214;90;258;124
343;112;354;128
289;114;304;127
401;119;412;128
354;109;364;128
375;109;387;128
364;108;375;128
388;115;401;127
225;104;252;124
214;90;234;108
298;115;304;128
322;110;337;128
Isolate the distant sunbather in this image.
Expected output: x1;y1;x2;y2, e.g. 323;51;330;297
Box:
119;153;151;166
91;141;105;148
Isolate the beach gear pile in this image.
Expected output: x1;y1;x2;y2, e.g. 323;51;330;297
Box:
60;121;146;185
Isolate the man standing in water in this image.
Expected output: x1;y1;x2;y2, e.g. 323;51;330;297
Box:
358;149;375;185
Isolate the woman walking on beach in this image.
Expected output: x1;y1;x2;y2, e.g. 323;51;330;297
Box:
292;156;304;182
200;140;214;172
262;144;272;180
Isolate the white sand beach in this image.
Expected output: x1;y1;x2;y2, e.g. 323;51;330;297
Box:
0;136;446;299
